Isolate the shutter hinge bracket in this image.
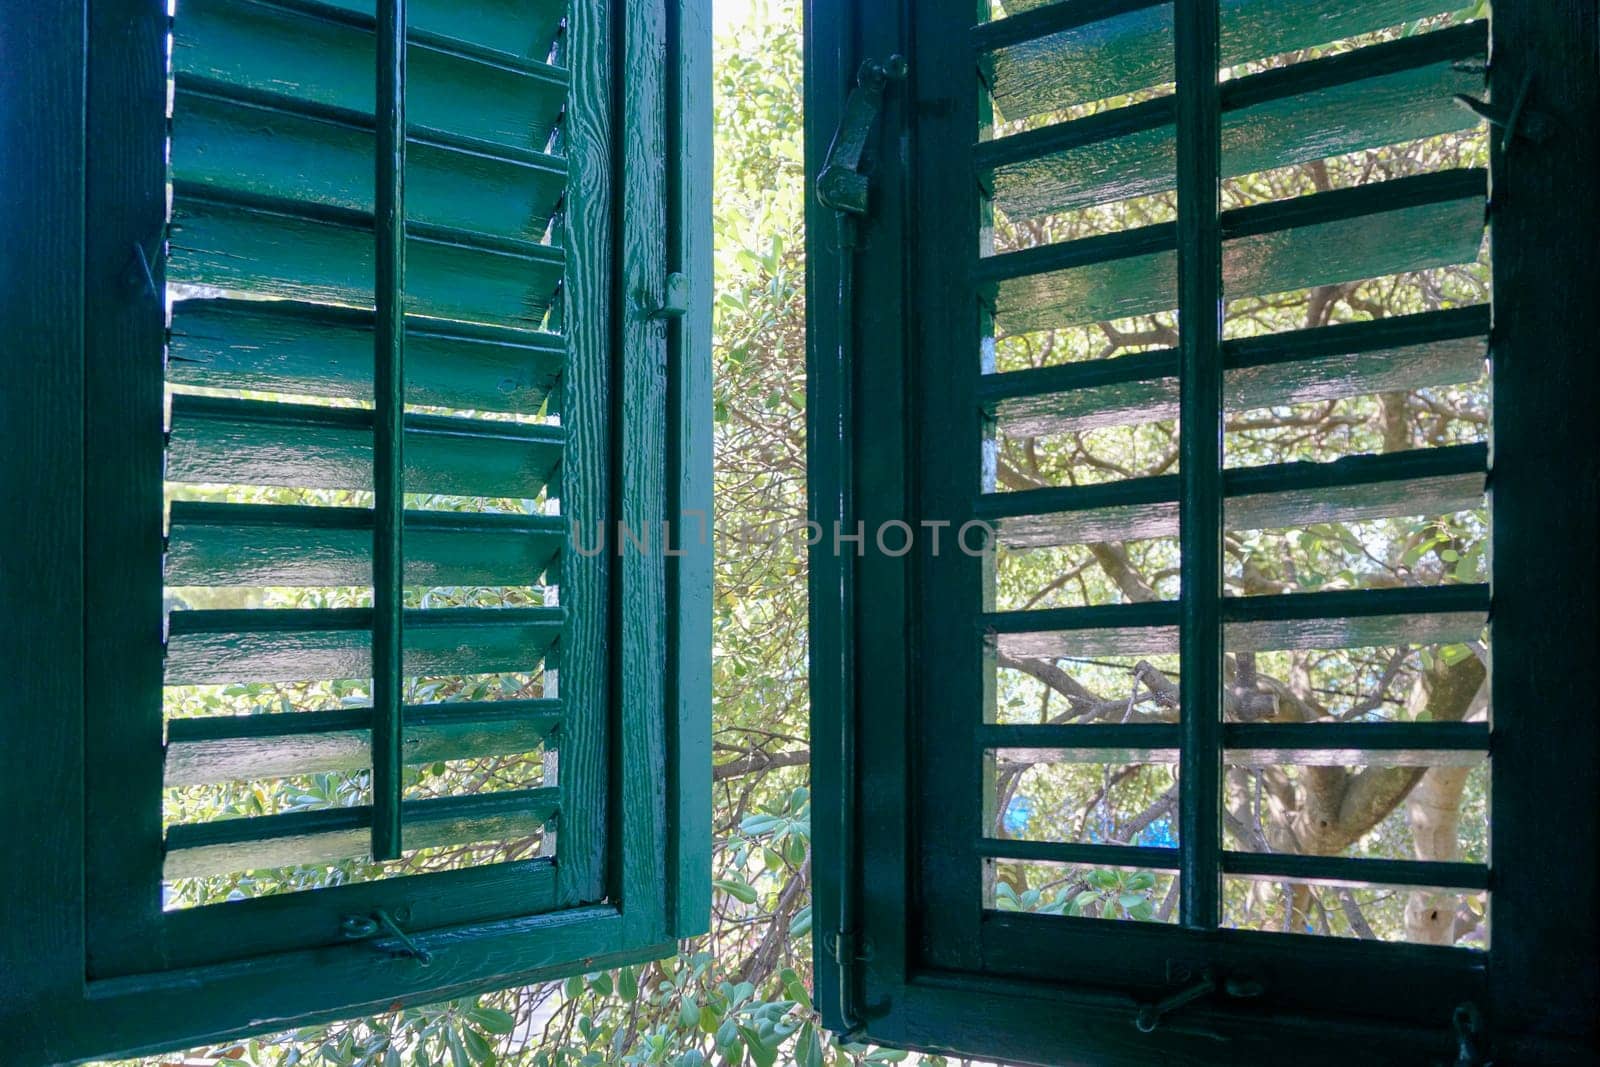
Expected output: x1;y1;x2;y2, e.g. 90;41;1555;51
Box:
650;271;692;319
342;907;434;965
816;55;908;219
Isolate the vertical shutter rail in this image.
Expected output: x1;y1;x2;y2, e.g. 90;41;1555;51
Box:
371;0;406;863
1176;0;1223;932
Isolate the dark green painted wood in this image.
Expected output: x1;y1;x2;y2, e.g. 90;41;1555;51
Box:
977;839;1181;869
174;0;569;153
1174;0;1224;931
77;910;669;1065
551;0;612;910
172;78;566;242
1222;720;1489;752
330;0;566;60
985;443;1486;548
989;585;1486;658
988;169;1486;336
158;857;559;969
164;606;563;684
986;305;1487;437
370;0;408;863
168;299;565;417
803;2;1600;1065
166;502;565;587
166;394;564;499
615;0;672;949
983;721;1489;764
9;0;711;1056
1487;2;1600;1046
163;787;559;878
0;0;88;1043
664;0;716;940
165;700;562;785
168;187;564;330
984;0;1462;122
985;24;1485;220
1221;851;1488;891
80;0;173;990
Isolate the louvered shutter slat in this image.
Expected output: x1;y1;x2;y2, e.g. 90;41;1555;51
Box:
166;502;564;588
984;0;1467;123
165;606;564;685
166;395;564;498
168;299;565;416
163;788;560;879
164;701;563;787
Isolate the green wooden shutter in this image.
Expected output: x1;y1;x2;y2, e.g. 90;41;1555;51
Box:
808;0;1599;1061
1;0;710;1060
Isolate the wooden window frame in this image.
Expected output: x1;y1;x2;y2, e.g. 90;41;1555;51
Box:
805;0;1599;1062
0;0;711;1061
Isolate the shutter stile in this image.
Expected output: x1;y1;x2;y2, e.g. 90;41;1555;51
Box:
161;0;577;891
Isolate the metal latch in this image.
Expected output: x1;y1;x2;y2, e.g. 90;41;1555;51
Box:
816;55;908;218
1134;969;1263;1033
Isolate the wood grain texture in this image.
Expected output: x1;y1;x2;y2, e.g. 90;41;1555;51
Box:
330;0;567;59
986;0;1460;121
985;305;1487;436
553;0;614;908
615;0;672;947
156;857;560;969
165;699;562;784
665;0;715;939
174;0;569;153
167;502;565;587
81;0;173;986
164;606;564;684
987;444;1486;548
163;787;559;878
168;187;564;330
0;0;88;1044
167;394;564;498
172;78;567;242
169;298;566;416
989;170;1486;336
986;24;1484;220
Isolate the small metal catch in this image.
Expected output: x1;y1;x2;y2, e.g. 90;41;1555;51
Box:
342;907;433;965
1134;969;1264;1033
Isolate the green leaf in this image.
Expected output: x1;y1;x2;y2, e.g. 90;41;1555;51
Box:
797;1023;825;1067
737;1024;777;1067
788;904;813;938
446;1030;469;1067
461;1028;494;1066
467;1008;516;1036
589;972;613;997
619;965;639;1003
714;878;759;905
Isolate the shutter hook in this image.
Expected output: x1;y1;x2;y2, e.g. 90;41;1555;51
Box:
1453;70;1550;153
127;235;163;303
1453;1002;1490;1066
342;907;433;965
1134;969;1264;1033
